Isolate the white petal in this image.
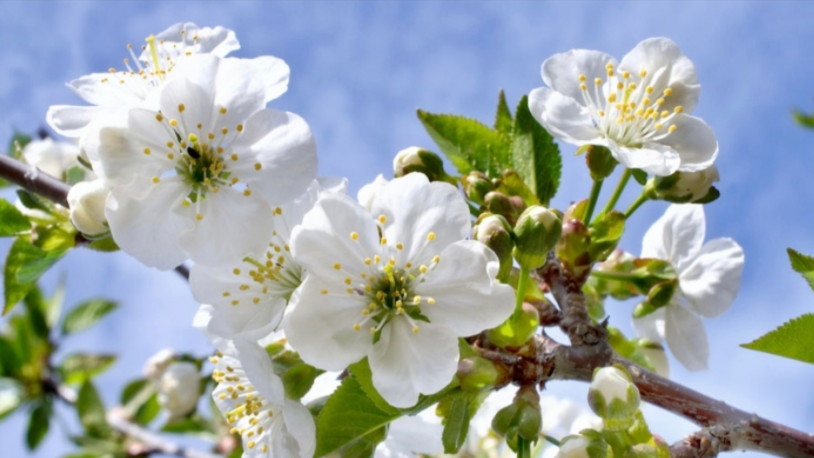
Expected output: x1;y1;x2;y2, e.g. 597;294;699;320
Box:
618;37;700;113
248;55;290;102
281;398;317;458
290;192;380;282
632;307;666;343
189;265;286;341
151;23;240;57
106;176;192;270
193;304;236;354
47;105;112;138
159;76;216;135
213;57;267;129
541;49;618;104
231;109;318;205
609;140;680;176
67;72;149;107
233;340;285;404
285;276;372;371
179;186;273;267
416;240;515;336
679;238;744;318
641;204;706;269
357;174;388;212
371;173;470;267
660;115;718;172
369;319;459;408
528;87;602;146
379;415;443;457
664;304;709;371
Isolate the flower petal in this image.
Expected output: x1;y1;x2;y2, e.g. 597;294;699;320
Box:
179;186;273;267
371;173;470;268
632;306;666;343
193;304;235;354
275;178;345;242
248;55;290;102
281;398;317;458
150;23;240;57
106;176;192;270
291;192;380;283
415;240;515;336
528;87;603;146
285;276;372;371
661;115;718;172
618;37;700;113
159;76;216;135
664;303;709;371
233;340;286;404
541;49;618;104
67;72;149;107
380;415;443;457
369;319;459;408
609;140;680;176
679;238;744;318
47;105;113;138
231;109;318;205
642;204;706;269
357;174;388;212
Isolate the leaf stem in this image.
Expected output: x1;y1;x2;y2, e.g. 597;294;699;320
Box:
583;179;603;225
594;168;632;222
513;267;531;319
624;192;649;220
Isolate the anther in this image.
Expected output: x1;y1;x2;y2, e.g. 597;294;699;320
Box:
351;232;359;241
243;189;252;197
674;106;684;114
196;213;203;221
178;104;185;113
143;148;151;155
155;114;164;122
427;232;436;241
152;176;160;184
578;74;586;82
334;263;341;270
640;69;647;77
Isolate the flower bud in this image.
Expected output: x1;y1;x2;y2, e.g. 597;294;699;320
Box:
462;171;494;206
555;219;592;278
512;206;562;270
67;179;111;236
474;213;514;281
156;361;200;420
457;356;501;392
588;366;641;431
556;434;611;458
487;302;539;349
651;165;720;204
623;444;664;458
393;146;451;183
143;348;175;380
491;385;542;443
485;191;521;225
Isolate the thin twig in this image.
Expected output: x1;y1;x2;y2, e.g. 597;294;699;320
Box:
107;408;223;458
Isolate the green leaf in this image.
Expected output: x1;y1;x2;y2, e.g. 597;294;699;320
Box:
77;381;111;438
121;379;160;425
495;170;539;207
86;237;119;253
741;313;814;365
494;89;513;136
441;391;471;453
60;354;117;385
23;287;50;339
17;248;69;284
417;109;510;178
793;109;814;129
162;415;215;438
340;425;387;458
510;95;562;206
631;169;648;186
0;378;22;421
4;237;48;315
0;338;22;377
0;198;30;237
348;360;400;415
46;279;66;329
26;400;51;450
62;300;117;335
66;166;87;186
315;375;400;456
16;189;52;213
787;248;814;293
588;211;625;262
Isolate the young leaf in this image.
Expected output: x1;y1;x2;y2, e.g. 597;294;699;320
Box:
787;248;814;293
62;300;118;335
495;169;540;207
741;313;814;365
121;379;160;425
315;375;400;456
60;353;117;385
0;336;22;377
16;248;69;284
441;391;471;453
417;109;510;178
0;198;30;237
77;381;112;438
162;415;216;439
348;359;400;415
510;95;562;206
494;89;513;136
26;400;51;450
4;237;48;315
631;169;648;186
16;189;51;213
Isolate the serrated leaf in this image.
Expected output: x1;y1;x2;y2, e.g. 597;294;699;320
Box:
741;313;814;365
348;360;400;414
510;95;562;206
0;338;21;377
0;198;30;237
315;375;400;456
4;237;48;315
26;400;51;450
62;300;117;335
23;286;50;339
340;425;387;458
417;110;510;178
787;248;814;293
494;89;513;136
589;211;625;262
60;354;116;385
442;391;471;453
77;382;111;438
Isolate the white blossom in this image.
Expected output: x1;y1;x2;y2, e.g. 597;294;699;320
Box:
633;204;744;371
374;413;442;458
210;341;315;458
190;178;347;342
22;138;84;179
82;53;317;269
67;178;111;236
156;361;200;421
357;174;388;212
285;173;515;407
529;37;717;176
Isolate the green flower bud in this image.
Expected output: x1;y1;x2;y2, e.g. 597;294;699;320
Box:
650;165;720;204
555;218;592;278
457;356;502;392
586;145;618;181
462;171;494;206
491;386;542;443
512;205;562;270
485;191;521;225
623;444;662;458
487;302;540;348
474;213;514;281
392;146;452;183
557;434;612;458
588;366;641;431
281;363;318;400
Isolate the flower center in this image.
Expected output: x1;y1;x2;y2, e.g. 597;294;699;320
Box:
578;63;684;147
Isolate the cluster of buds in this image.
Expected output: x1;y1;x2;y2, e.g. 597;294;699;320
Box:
491;385;543;451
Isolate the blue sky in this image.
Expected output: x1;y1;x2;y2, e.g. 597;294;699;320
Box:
1;1;814;457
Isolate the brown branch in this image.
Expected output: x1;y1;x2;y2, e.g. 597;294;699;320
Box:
107;408;223;458
0;154;190;281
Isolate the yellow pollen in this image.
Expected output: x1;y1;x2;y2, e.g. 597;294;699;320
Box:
616;82;624;90
362;309;370;315
668;125;678;133
170;119;178;127
655;123;663;130
646;86;654;94
178;104;185;112
197;123;202;129
196;213;203;221
628;82;637;90
413;296;422;304
420;265;427;274
661;110;669;118
381;237;388;245
640;69;647;77
231;177;239;185
220;107;227;114
344;277;352;285
237;124;244;132
217;146;224;154
388;257;396;266
643;98;651;106
208;133;215;140
396;242;403;250
222;292;231;297
656;98;665;105
428;298;436;305
605;63;614;70
663;88;673;96
182;200;191;207
364;258;371;265
622;71;630;79
155;114;164;122
143;148;151;155
254;162;262;171
188;133;198;143
166;141;174;148
594;78;602;86
253;297;260;304
674;106;684;114
378;215;387;224
231;153;238;161
608;93;617;103
370;327;376;335
607;69;614;77
351;232;359;240
321;289;328;295
243;189;252;197
247;441;255;450
412;325;419;334
579;83;587;91
578;74;586;82
262;445;268;453
353;323;361;331
406;262;412;268
274;207;283;215
222;127;229;135
374;255;380;264
432;255;440;264
334;263;341;270
427;232;436;241
151;176;160;184
598;110;605;117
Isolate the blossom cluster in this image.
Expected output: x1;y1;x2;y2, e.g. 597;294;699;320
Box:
30;22;745;458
